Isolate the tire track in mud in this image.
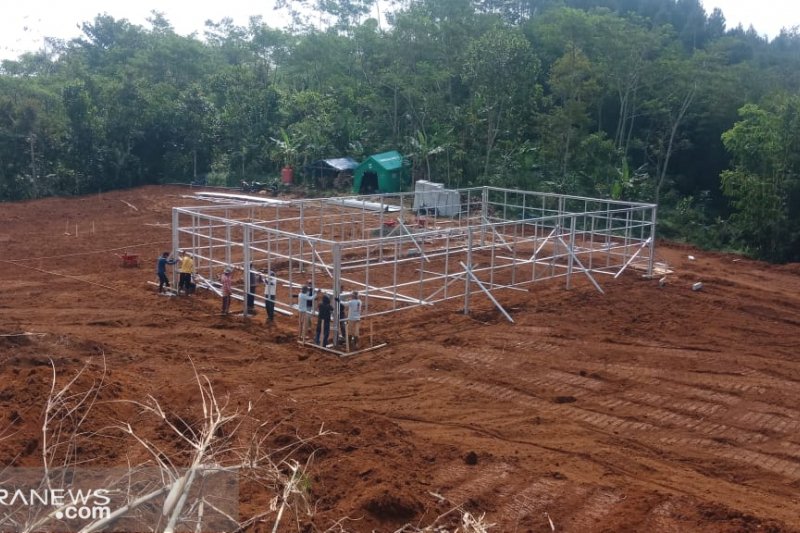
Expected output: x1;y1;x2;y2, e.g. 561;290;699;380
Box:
659;436;800;479
542;362;800;478
496;479;627;529
453;345;800;445
379;414;622;528
414;371;657;433
774;441;800;468
620;343;726;366
583;362;800;437
454;340;561;370
455;343;608;396
644;380;743;406
428;461;514;505
396;345;800;483
732;410;800;434
499;477;563;522
599;343;800;398
558;488;624;531
592;396;763;444
744;369;800;397
428;459;626;530
639;499;685;533
593;362;768;396
594;392;774;446
616;390;724;417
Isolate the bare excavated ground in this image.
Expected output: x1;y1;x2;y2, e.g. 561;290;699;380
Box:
1;186;800;532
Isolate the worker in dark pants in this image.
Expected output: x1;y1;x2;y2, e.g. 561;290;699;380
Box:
315;294;333;347
156;252;176;294
334;288;346;346
263;270;277;323
247;270;260;314
177;250;194;295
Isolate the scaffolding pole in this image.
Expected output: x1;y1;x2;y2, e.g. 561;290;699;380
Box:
460;262;514;323
176;186;654;324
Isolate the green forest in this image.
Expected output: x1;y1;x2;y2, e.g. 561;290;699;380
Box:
1;0;799;261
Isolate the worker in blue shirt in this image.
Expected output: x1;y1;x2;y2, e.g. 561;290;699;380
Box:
156;251;177;294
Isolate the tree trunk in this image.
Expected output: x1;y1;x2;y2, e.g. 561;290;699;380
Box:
483;104;502;179
656;85;696;205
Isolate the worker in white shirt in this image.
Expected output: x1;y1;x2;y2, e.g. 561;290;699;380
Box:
347;291;362;349
263;270;277;323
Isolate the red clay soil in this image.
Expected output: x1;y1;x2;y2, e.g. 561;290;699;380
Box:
1;186;800;532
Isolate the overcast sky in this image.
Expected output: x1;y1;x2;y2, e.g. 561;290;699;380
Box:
1;0;798;61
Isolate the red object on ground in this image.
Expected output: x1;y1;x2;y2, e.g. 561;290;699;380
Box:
281;166;294;184
119;253;139;267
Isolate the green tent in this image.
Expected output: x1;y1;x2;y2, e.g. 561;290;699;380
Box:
352;151;410;194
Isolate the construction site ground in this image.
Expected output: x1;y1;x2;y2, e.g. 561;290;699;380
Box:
1;186;799;532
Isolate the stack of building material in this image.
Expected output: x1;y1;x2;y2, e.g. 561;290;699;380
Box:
412;180;461;217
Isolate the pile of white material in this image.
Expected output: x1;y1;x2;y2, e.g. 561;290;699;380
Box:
189;190;406;213
191;191;290;205
412;180;461;217
322;197;402;212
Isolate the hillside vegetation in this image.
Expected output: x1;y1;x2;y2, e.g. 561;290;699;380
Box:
1;0;799;260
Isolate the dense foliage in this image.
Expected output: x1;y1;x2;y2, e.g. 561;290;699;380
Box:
1;0;799;261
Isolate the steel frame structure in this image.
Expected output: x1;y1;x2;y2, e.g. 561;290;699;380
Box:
172;187;657;335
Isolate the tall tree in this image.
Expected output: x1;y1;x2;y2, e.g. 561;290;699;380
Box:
463;26;539;180
720;95;800;261
641;54;698;205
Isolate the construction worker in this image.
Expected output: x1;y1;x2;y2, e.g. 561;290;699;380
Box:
315;294;333;347
156;251;176;294
334;287;347;346
304;280;315;314
302;281;316;338
247;270;260;314
220;268;233;315
298;285;311;340
347;291;362;349
263;270;277;323
177;250;194;295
